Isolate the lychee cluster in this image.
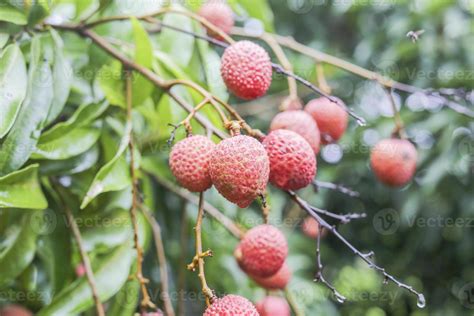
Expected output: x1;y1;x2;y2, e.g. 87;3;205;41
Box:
370;138;417;187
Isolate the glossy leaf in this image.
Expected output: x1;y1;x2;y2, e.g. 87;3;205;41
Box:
0;4;27;25
45;29;73;125
36;242;135;316
131;17;154;106
0;44;28;139
38;145;100;176
0;164;48;209
98;61;125;108
0;214;39;286
80;124;131;209
0;37;54;175
0;33;8;49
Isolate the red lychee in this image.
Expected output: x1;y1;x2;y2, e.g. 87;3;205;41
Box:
209;135;269;208
75;263;86;277
263;129;317;191
251;262;291;290
305;97;348;144
221;41;272;100
198;1;234;39
169;135;216;192
270;110;321;154
0;305;32;316
301;216;326;239
370;138;417;187
204;295;258;316
235;224;288;277
256;296;291;316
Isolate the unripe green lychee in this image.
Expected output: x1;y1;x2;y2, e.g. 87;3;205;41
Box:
370;138;417;187
221;41;272;100
256;296;291;316
270;110;321;154
263;129;317;191
251;262;291;290
209;135;269;208
235;224;288;277
204;295;258;316
169;135;216;192
198;1;234;39
305;97;348;144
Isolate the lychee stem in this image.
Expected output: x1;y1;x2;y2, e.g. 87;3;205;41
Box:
190;192;216;306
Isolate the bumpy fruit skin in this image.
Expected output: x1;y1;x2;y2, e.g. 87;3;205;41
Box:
252;262;291;290
169;135;216;192
305;97;348;144
301;216;326;239
235;224;288;277
270;110;321;154
256;296;291;316
370;138;417;187
221;41;272;100
263;130;317;191
198;1;234;38
209;135;269;208
204;295;258;316
0;305;33;316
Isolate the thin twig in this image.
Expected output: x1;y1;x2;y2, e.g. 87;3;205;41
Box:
288;191;426;306
190;192;215;306
141;205;176;316
310;205;366;224
52;182;105;316
152;175;245;239
314;222;346;303
312;179;360;198
384;87;407;139
126;71;156;311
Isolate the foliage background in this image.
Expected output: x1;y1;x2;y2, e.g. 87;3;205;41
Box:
0;0;472;316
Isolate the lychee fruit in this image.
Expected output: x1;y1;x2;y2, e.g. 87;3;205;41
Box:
235;224;288;277
209;135;269;208
204;295;258;316
0;305;33;316
256;296;291;316
263;129;317;191
370;138;417;187
251;262;291;290
270;110;321;154
301;216;326;239
305;97;348;144
198;1;234;39
75;263;86;277
220;41;272;100
169;135;216;192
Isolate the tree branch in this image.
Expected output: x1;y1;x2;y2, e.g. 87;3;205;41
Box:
312;179;360;198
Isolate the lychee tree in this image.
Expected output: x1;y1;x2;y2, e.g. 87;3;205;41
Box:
0;1;472;316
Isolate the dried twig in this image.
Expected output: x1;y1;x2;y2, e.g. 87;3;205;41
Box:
312;179;360;198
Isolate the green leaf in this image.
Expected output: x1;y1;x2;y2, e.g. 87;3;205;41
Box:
0;37;54;175
158;6;195;67
0;4;27;25
36;242;135;316
33;101;109;160
0;214;38;286
234;0;274;32
0;33;8;49
27;0;50;27
107;269;140;316
45;29;73;125
131;17;154;106
80;124;131;209
98;61;125;108
0;164;48;209
38;145;100;176
0;44;28;138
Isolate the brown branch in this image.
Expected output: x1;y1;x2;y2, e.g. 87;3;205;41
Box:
191;192;215;306
52;181;105;316
312;179;360;198
126;71;156;311
141;205;176;316
288;190;426;306
384;87;407;139
152;175;245;239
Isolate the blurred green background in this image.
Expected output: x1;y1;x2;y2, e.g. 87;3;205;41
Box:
0;0;472;316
